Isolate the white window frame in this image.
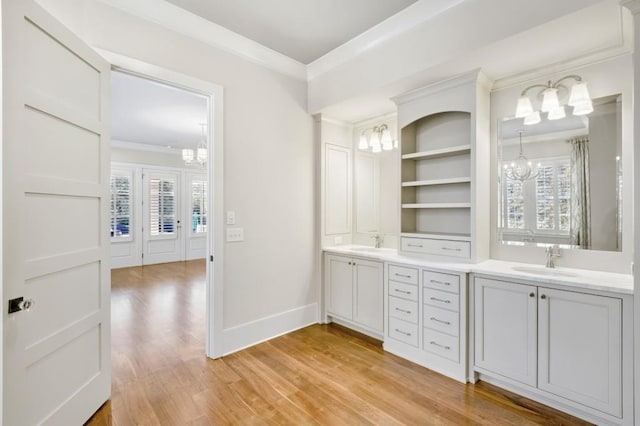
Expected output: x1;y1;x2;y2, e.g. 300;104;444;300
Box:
190;177;208;236
110;168;134;243
146;173;179;241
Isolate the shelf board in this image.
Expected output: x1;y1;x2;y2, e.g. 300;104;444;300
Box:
402;177;471;187
401;202;471;209
402;144;471;160
401;232;471;242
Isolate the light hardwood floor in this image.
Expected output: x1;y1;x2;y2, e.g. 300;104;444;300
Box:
87;260;589;425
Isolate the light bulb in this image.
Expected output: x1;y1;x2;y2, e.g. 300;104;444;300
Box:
358;133;368;150
568;82;591;107
197;147;207;162
548;106;566;120
540;88;560;113
572;101;593;116
515;96;534;118
372;142;382;153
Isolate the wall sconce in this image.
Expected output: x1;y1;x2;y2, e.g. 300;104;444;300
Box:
514;75;593;125
358;123;397;153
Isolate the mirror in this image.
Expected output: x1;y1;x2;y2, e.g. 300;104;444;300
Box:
498;95;622;251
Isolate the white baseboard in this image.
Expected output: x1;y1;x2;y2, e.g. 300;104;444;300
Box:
222;303;318;355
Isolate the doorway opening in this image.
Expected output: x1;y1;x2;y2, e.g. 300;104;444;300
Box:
103;52;224;359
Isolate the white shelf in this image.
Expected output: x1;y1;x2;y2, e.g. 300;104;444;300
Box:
401;232;471;242
402;144;471;160
401;202;471;209
402;177;471;187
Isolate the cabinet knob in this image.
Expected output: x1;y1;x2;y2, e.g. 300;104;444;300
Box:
529;292;535;298
540;294;547;300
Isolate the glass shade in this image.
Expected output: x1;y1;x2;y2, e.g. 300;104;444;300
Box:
515;96;534;118
548;106;566;121
540;88;560;112
523;111;541;125
182;148;194;163
358;133;368;150
197;147;207;162
573;101;594;116
568;82;591;107
381;129;393;150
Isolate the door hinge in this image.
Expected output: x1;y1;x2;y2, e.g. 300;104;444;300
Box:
141;253;144;259
210;255;214;262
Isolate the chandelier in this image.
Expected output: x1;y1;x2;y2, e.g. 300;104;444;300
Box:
503;131;540;181
514;75;593;125
182;123;207;167
358;123;397;153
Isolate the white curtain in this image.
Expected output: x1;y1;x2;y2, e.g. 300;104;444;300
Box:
568;136;591;249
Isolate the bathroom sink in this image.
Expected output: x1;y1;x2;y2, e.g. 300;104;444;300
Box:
511;265;578;278
348;247;386;253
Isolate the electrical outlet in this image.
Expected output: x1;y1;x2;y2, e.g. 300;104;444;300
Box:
226;211;236;225
226;227;244;242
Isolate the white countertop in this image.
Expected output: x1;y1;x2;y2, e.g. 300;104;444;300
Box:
323;245;634;295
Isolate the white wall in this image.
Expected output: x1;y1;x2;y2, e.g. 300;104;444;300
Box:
111;145;186;169
37;1;317;340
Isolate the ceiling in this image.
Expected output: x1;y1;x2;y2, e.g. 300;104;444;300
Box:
164;0;418;64
111;71;208;149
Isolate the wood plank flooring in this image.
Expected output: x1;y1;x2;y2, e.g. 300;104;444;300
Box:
87;261;590;425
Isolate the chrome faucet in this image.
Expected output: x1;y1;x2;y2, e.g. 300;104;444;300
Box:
545;245;560;268
372;234;384;248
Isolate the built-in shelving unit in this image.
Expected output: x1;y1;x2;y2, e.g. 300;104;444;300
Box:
392;70;490;261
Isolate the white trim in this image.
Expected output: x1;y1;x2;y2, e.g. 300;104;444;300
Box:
96;0;306;81
103;50;225;359
353;111;398;129
111;139;182;154
307;0;464;80
222;303;318;356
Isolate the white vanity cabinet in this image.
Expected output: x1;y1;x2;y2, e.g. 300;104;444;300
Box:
473;275;630;425
384;262;468;382
324;253;383;336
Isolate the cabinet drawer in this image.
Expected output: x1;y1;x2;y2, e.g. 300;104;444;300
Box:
401;237;470;259
423;328;459;362
424;288;459;312
389;317;418;347
424;270;460;294
389;296;418;324
424;305;459;337
388;264;418;285
389;281;418;301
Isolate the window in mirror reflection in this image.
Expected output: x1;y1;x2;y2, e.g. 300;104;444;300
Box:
498;94;622;252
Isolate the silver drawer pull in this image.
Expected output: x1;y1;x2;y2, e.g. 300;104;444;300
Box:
441;247;461;252
430;297;451;304
407;243;423;248
395;273;412;278
395;308;411;314
430;341;451;350
430;317;451;325
395;329;411;336
394;289;411;294
430;279;450;286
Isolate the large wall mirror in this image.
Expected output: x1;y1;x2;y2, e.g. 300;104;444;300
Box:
498;95;622;251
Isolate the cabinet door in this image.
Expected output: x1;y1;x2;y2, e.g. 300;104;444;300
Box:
538;288;622;417
474;277;537;387
325;254;353;319
353;259;384;332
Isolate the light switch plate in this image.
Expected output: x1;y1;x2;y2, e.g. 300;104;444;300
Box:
226;211;236;225
226;227;244;242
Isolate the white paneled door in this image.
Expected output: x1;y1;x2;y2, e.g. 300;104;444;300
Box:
142;170;183;265
185;172;208;260
3;0;111;424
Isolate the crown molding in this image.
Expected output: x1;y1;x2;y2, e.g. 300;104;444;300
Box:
97;0;307;81
620;0;640;14
306;0;464;81
353;111;398;129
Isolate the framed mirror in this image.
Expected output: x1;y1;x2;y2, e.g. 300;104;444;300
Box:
497;95;622;252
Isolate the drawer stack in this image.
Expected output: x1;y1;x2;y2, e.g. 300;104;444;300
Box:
388;264;419;347
423;270;460;362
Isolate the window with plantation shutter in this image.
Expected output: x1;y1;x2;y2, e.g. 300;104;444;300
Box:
149;177;176;236
110;172;132;241
502;157;571;237
191;180;208;234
